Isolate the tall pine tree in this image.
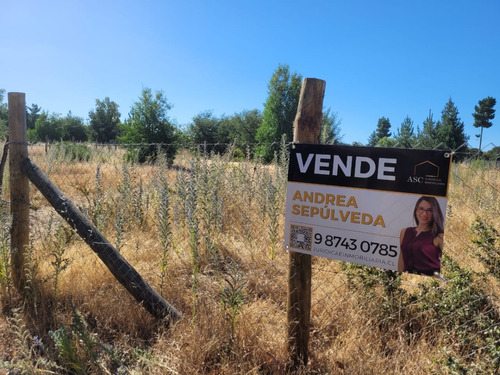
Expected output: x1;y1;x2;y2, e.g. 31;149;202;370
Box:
436;98;469;160
472;96;496;153
367;117;391;146
395;116;415;148
26;103;42;130
417;110;438;149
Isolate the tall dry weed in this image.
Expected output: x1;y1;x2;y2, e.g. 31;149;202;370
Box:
0;142;499;374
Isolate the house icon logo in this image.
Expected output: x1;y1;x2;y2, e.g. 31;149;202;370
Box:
414;160;440;178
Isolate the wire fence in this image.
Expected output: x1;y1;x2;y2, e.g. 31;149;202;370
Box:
1;140;499;374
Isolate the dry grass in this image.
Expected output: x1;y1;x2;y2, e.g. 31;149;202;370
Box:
0;143;499;374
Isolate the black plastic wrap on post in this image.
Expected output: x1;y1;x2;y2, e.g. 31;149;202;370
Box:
20;157;182;323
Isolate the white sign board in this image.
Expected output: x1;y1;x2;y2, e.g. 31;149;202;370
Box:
284;144;452;274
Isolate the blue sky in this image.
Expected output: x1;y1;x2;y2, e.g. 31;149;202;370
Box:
2;0;499;149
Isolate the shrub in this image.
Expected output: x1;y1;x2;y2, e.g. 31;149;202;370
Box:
123;144;177;164
410;257;500;373
53;142;92;162
470;217;500;280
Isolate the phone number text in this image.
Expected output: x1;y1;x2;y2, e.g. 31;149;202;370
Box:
314;233;398;257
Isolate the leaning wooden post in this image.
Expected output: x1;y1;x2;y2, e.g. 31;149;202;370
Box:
20;158;182;323
287;78;325;369
8;92;30;290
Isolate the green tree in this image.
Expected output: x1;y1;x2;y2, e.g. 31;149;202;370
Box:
29;112;64;142
367;117;391;146
377;136;397;148
187;111;225;153
119;88;179;163
61;111;88;142
320;107;343;144
483;146;500;161
188;111;219;144
26;103;41;130
394;115;415;148
416;110;438;149
28;112;88;142
436;98;469;159
89;97;121;143
255;64;302;161
215;109;262;158
219;109;262;146
472;96;496;153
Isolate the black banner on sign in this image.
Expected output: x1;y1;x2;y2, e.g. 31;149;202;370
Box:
288;144;452;197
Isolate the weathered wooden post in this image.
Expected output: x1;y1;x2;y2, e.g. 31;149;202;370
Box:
287;78;326;369
8;92;30;290
7;92;181;323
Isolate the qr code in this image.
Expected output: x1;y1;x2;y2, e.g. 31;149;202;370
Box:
290;225;313;251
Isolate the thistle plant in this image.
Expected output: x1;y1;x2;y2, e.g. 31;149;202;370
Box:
23;241;42;315
49;302;118;374
219;260;246;339
174;168;188;228
132;178;145;227
199;166;224;237
258;169;272;221
158;182;173;294
0;240;11;298
1;308;60;373
266;182;280;260
240;210;253;249
199;166;224;263
120;163;133;202
92;165;106;231
45;142;58;175
0;207;12;302
114;206;124;253
49;223;73;301
118;162;133;225
186;159;200;318
275;134;290;196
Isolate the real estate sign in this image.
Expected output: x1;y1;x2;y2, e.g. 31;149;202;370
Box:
284;144;452;272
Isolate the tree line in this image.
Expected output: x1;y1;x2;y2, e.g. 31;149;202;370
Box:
366;96;497;160
0;64;496;163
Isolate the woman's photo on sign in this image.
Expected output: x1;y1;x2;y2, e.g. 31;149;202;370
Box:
398;196;445;277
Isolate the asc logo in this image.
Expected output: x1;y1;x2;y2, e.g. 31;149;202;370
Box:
407;160;440;184
407;176;424;183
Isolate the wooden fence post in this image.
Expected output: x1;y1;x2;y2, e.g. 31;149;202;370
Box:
8;92;30;290
287;78;326;369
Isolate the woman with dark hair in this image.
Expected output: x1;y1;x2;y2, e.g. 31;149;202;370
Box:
398;196;445;275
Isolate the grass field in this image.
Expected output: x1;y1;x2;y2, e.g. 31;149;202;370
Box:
0;142;499;374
